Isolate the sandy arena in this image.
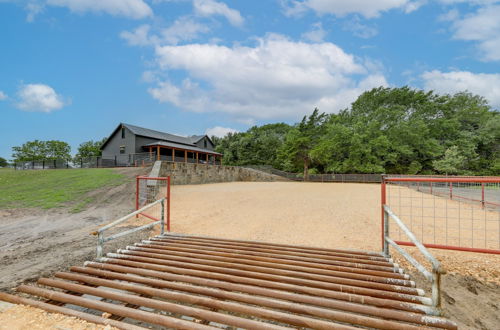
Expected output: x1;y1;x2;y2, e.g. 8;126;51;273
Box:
1;181;499;329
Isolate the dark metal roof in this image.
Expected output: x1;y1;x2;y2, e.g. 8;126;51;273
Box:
100;123;215;151
143;141;222;155
124;123;200;147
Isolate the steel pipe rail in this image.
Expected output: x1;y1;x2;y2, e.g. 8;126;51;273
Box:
4;233;457;329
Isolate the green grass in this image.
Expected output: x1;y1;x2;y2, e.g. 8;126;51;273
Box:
0;168;126;210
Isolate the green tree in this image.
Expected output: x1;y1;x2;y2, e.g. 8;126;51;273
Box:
433;146;466;175
0;157;8;167
74;138;106;160
279;109;327;180
12;140;71;161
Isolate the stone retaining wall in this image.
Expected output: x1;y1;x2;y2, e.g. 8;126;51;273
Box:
158;162;286;185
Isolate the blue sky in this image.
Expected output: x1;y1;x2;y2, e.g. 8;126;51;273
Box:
0;0;499;160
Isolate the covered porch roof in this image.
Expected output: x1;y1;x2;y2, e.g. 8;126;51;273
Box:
143;141;222;156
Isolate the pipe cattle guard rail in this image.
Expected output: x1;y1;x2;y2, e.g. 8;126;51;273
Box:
92;198;167;258
381;175;500;309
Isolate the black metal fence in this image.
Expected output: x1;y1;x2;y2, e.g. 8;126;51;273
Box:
14;152;222;170
246;165;382;183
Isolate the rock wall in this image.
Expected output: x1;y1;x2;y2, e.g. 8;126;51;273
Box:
159;162;287;185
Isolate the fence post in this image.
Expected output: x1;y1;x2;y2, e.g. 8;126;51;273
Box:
80;158;83;168
135;176;139;219
449;181;453;199
54;159;56;169
96;157;99;168
481;183;485;208
381;174;387;252
167;176;171;232
115;155;117;167
383;209;389;256
160;199;165;235
431;271;442;309
97;232;104;259
42;160;45;169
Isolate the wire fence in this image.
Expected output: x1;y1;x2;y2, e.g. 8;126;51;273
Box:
13;152;221;170
383;176;500;254
136;176;170;231
246;165;382;183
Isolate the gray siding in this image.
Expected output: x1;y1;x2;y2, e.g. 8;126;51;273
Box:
101;126;136;157
194;137;214;151
134;136;162;153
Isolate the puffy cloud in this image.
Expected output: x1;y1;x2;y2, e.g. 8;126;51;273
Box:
421;70;500;107
284;0;418;18
0;91;7;100
449;5;500;61
193;0;244;26
148;34;388;120
46;0;153;19
205;126;238;137
301;22;327;42
343;17;378;38
121;18;210;46
16;83;66;112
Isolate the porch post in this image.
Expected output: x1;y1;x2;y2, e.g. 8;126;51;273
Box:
213;154;215;165
149;147;152;160
171;148;175;162
184;150;187;163
196;152;199;164
206;153;209;163
156;145;160;161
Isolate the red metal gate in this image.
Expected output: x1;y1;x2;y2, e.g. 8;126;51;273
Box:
136;176;171;231
382;176;500;254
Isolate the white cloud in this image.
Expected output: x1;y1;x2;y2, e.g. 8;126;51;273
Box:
449;5;500;61
161;17;210;44
16;83;66;112
0;91;7;100
121;18;210;46
421;70;500;107
343;17;378;38
301;22;327;42
148;34;388;120
284;0;419;18
25;1;44;22
193;0;244;26
46;0;153;19
205;126;238;137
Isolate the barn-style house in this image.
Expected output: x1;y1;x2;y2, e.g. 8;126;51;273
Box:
101;123;222;165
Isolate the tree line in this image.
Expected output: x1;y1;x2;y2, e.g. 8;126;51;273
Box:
213;87;499;177
9;138;106;164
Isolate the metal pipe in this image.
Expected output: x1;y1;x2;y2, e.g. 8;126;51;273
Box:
38;278;289;330
138;240;408;279
153;237;394;267
66;268;456;329
96;198;164;234
116;248;421;295
385;177;500;183
84;262;439;315
104;221;160;242
394;241;500;255
157;236;390;262
129;244;414;286
162;233;384;257
386;237;432;281
148;238;400;273
384;206;443;273
16;285;212;330
102;255;431;305
0;292;144;330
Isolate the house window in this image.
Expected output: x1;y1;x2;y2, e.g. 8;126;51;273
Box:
121;127;125;139
120;146;126;154
204;139;207;148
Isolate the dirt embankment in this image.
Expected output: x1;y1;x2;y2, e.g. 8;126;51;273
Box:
0;167;149;292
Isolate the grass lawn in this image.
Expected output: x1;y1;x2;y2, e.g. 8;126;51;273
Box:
0;168;126;211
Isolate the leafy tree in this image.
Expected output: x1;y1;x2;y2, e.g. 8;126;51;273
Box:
12;140;71;161
74;138;106;160
214;123;291;168
0;157;8;167
278;109;327;180
433;146;466;175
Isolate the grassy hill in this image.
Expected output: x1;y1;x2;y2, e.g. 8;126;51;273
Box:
0;168;125;211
